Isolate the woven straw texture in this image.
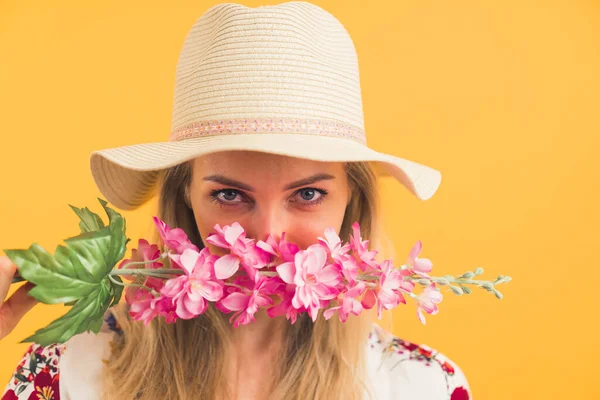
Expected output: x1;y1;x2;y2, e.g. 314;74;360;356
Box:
90;1;442;210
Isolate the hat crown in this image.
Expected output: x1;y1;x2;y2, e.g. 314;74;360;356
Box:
170;1;366;143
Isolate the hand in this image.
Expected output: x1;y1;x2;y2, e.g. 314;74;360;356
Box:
0;255;38;340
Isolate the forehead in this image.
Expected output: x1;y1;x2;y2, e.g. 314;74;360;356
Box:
191;151;347;181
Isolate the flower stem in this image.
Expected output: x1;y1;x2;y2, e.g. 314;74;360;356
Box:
224;282;248;291
109;268;185;277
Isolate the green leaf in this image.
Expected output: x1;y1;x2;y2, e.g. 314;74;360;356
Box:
68;204;105;233
15;373;28;383
63;228;113;282
98;198;128;274
5;245;100;304
4;199;129;305
20;279;113;346
109;275;124;307
16;385;26;395
4;198;130;345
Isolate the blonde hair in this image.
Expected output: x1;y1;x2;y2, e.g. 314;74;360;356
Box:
100;157;392;400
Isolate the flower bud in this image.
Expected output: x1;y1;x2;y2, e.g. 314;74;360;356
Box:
474;267;484;275
436;278;449;286
450;285;463;295
461;272;475;279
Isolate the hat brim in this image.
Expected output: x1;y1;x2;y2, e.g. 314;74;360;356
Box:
89;134;442;211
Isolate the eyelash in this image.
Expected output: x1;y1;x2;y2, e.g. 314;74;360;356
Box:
208;188;329;208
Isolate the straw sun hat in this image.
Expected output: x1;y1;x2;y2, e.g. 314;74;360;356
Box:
90;1;442;211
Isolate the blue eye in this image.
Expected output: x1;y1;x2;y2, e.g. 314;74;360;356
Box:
300;188;316;200
209;189;245;206
220;189;239;201
209;187;328;208
293;188;328;206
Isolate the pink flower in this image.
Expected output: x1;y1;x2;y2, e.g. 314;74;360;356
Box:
125;275;163;303
128;288;179;325
415;283;443;324
126;272;167;325
317;227;351;261
317;228;360;283
406;240;433;278
217;271;278;327
349;222;379;268
117;238;163;281
160;248;223;319
128;290;157;325
323;281;366;322
267;283;303;324
153;216;198;254
333;253;360;285
276;244;341;322
362;260;416;319
153;295;178;324
121;218;455;328
207;223;271;279
257;232;299;264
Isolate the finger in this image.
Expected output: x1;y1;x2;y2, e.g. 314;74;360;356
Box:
0;255;17;304
0;282;38;335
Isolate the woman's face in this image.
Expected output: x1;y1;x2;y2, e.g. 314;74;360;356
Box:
188;151;351;253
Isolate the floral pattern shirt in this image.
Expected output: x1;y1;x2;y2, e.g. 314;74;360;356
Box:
2;309;471;399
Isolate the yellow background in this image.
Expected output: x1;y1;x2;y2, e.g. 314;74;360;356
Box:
1;1;599;399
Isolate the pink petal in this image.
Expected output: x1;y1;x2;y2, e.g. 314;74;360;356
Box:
349;299;363;315
311;245;328;270
317;265;342;285
417;307;427;325
220;292;249;311
407;240;422;262
383;270;403;290
361;289;377;309
323;306;339;320
199;281;224;302
160;276;185;298
413;257;433;273
224;223;245;246
179;248;200;275
279;237;300;262
256;239;276;255
399;280;416;293
214;254;240;280
291;291;303;310
313;284;338;300
267;299;288;318
296;285;312;309
323;227;341;245
254;294;274;309
308;302;320;322
345;281;366;298
276;262;296;284
378;289;400;308
176;298;196;320
183;294;207;317
206;233;230;249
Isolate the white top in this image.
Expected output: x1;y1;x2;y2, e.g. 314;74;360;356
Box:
2;309;472;400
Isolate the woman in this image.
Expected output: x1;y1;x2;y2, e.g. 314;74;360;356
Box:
1;2;472;399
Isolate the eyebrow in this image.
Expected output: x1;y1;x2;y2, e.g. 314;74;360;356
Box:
202;173;335;192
